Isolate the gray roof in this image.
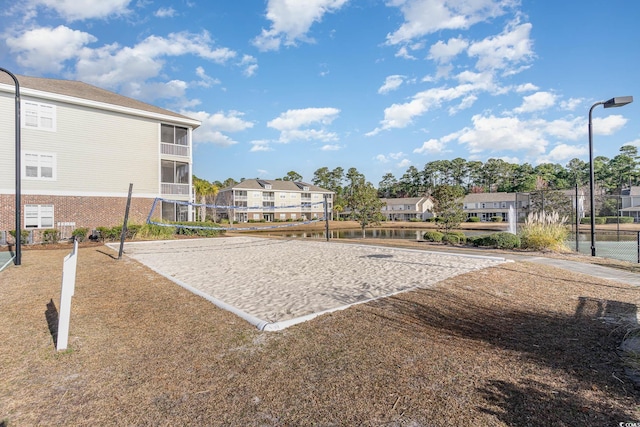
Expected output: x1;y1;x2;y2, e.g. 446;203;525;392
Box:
381;197;430;205
463;192;516;203
0;73;197;125
223;179;332;193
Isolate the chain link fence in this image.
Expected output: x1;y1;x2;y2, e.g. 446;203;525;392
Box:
515;189;640;263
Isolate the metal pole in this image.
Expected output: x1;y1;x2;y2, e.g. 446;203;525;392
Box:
588;101;603;256
575;183;579;253
323;194;329;242
1;68;21;265
118;183;133;259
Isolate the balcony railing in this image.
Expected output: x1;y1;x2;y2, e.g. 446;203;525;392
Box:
161;143;190;157
162;183;190;195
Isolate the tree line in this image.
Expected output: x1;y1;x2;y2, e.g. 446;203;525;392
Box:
192;144;638;225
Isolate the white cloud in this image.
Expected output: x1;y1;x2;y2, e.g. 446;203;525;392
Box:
414;138;446;154
184;110;254;147
386;0;512;45
321;144;342;151
368;84;476;134
513;91;557;114
378;75;405;94
252;0;349;51
537;144;587;164
389;152;405;160
30;0;132;21
71;31;236;97
376;154;389;163
240;55;258;77
515;82;538;92
560;97;583;111
155;7;176;18
250;140;273;152
428;36;468;63
395;46;417;60
592;115;629;136
6;25;96;73
467;22;534;73
194;66;221;88
397;159;412;168
457;114;548;155
268;107;340;143
128;79;188;102
543;117;583;140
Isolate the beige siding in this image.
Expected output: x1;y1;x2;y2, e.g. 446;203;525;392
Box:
0;93;17;190
19;98;160;195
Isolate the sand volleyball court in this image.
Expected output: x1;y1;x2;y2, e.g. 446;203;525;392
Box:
109;236;508;330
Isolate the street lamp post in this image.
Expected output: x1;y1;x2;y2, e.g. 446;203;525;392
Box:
0;68;21;265
588;96;633;257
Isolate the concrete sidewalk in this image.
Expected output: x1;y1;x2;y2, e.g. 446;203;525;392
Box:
502;253;640;287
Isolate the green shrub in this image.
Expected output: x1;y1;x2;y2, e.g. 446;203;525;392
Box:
96;226;118;241
605;216;634;224
423;230;444;242
136;223;175;240
470;232;521;249
467;216;481;222
174;221;225;237
490;216;503;222
442;233;460;244
72;227;89;242
42;229;60;244
443;231;466;244
9;229;30;244
125;224;142;239
581;217;606;224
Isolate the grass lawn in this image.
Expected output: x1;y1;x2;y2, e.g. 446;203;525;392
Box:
1;239;639;426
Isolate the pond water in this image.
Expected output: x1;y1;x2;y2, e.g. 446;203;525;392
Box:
248;228;495;240
247;227;639;263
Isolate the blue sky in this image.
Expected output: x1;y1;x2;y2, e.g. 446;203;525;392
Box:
2;0;639;186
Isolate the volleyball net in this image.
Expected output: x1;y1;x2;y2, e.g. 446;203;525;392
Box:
146;197;330;232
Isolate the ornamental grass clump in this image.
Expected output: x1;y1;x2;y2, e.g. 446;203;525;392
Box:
519;211;570;252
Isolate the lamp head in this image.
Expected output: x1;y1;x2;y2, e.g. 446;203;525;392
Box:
603;96;633;108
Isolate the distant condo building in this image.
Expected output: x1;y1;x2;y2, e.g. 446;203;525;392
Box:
215;179;334;223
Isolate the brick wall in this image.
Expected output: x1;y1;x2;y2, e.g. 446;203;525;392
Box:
0;194;157;234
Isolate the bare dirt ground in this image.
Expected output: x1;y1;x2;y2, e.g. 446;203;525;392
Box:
2;225;640;426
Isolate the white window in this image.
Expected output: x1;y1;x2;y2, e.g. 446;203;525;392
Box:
22;101;56;131
25;204;54;228
23;152;56;180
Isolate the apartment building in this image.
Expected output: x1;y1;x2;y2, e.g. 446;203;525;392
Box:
215;179;333;222
380;197;434;221
0;74;200;241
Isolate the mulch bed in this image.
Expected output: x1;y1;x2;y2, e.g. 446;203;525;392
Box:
1;241;639;426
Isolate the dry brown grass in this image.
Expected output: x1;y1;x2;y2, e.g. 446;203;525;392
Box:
1;239;640;426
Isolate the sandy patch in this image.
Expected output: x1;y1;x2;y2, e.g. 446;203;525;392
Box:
109;236;508;330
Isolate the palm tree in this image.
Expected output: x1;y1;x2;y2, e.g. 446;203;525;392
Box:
193;176;219;222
